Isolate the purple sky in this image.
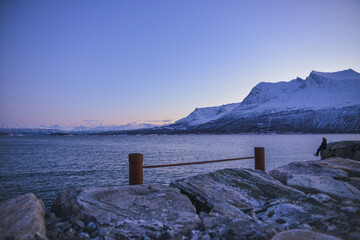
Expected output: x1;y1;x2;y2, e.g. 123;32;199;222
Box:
1;0;360;128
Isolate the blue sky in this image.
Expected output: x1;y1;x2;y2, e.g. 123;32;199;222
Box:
1;0;359;128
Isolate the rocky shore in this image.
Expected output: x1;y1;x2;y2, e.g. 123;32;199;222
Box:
1;154;360;239
321;141;360;161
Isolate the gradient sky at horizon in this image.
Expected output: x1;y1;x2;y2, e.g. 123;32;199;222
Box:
1;0;360;128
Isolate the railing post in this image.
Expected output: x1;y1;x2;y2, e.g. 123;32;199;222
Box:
129;153;143;185
254;147;265;171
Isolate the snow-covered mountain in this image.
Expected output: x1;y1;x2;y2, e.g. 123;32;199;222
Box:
173;103;240;128
68;123;156;133
169;69;360;133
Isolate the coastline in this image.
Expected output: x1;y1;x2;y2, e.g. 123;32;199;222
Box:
1;154;360;239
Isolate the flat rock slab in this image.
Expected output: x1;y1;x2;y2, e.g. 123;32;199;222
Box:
0;193;47;240
52;185;200;239
287;175;360;200
319;157;360;178
271;229;341;240
269;158;360;201
171;168;306;212
268;160;349;184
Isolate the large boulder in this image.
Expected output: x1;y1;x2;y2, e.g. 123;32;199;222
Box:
170;168;331;238
171;168;306;212
328;141;360;151
268;158;360;238
51;185;200;240
322;141;360;161
171;163;360;239
0;193;47;240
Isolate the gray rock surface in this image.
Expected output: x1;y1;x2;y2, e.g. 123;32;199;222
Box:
287;175;360;200
271;229;341;240
51;184;200;239
349;232;360;240
171;168;306;212
269;159;360;201
0;193;47;240
322;141;360;161
4;156;359;240
268;161;349;184
171;158;360;239
171;168;326;238
318;157;360;177
329;141;360;151
268;158;360;238
199;204;277;239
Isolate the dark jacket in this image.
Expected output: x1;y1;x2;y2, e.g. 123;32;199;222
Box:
319;140;327;150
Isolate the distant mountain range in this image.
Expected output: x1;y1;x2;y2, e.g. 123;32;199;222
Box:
0;123;157;136
117;69;360;134
2;69;359;136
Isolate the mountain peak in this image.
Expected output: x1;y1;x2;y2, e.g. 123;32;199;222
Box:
309;69;360;81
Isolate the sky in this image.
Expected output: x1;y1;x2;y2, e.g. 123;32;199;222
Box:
1;0;360;128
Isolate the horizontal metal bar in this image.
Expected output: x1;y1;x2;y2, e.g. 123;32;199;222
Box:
143;156;255;169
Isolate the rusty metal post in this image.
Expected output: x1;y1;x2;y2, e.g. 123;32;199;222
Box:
129;153;143;185
254;147;265;171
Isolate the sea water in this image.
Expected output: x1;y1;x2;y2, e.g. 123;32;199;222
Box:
1;134;359;209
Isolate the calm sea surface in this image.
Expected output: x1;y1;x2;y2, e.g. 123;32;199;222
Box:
1;134;360;209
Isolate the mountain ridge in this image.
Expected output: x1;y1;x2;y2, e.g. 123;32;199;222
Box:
2;69;359;135
131;68;360;134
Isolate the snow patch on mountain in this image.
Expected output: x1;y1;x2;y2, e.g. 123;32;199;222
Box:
174;103;240;126
309;69;360;81
242;77;304;105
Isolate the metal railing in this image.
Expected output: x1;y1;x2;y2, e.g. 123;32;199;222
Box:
128;147;265;185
